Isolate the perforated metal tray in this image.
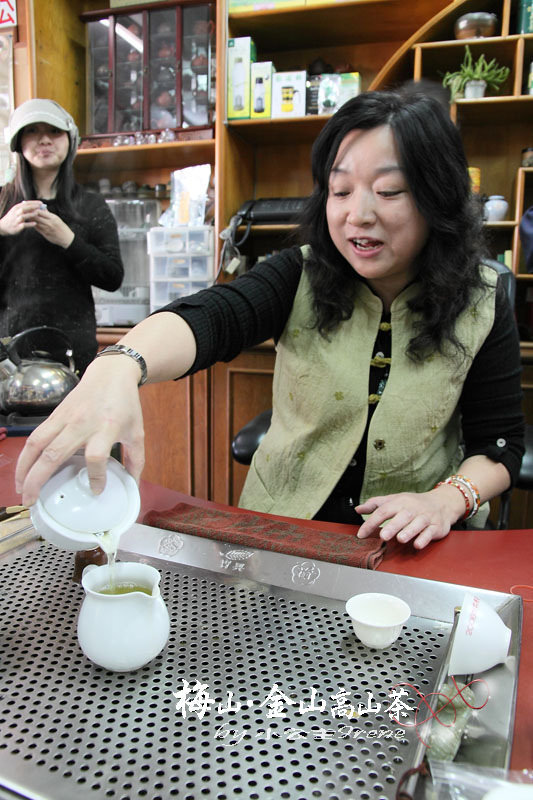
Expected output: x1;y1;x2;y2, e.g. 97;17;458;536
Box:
0;523;521;800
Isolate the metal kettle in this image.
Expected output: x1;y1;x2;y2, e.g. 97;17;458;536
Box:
0;326;79;415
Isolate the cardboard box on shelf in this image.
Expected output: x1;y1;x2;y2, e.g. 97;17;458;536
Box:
318;73;361;115
227;37;257;119
229;0;304;9
271;71;307;118
251;62;276;118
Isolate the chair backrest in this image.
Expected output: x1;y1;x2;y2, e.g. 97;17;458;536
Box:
231;409;272;465
482;258;516;308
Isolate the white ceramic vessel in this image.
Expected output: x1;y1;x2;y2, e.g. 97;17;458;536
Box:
484;195;509;222
78;561;170;671
345;592;411;649
464;79;487;99
30;454;140;551
448;590;511;675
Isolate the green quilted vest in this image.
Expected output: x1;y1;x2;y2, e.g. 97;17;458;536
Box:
239;256;497;524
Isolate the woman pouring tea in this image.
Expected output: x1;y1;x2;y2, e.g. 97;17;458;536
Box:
0;98;124;375
16;85;524;548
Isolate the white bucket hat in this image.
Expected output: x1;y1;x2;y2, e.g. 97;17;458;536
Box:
8;98;79;153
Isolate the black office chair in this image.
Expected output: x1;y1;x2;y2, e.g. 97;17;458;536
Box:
231;409;272;465
497;425;533;528
231;260;531;528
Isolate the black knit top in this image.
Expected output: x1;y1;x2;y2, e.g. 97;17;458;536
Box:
0;186;123;375
161;245;525;495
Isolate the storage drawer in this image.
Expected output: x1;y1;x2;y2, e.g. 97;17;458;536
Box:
150;279;211;311
151;254;213;279
148;225;213;255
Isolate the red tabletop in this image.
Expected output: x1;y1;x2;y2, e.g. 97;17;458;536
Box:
2;435;532;769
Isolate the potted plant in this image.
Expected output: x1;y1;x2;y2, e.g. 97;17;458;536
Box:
442;45;510;101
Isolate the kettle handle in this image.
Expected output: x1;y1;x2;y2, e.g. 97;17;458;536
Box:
7;326;76;370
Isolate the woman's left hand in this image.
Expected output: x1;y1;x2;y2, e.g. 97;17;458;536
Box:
33;206;74;248
355;485;466;549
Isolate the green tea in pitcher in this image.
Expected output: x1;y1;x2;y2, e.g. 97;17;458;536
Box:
99;583;152;596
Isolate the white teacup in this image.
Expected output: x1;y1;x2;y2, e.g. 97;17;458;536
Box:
448;591;511;675
345;592;411;649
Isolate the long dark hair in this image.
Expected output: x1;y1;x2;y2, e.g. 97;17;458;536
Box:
0;132;80;220
299;84;488;361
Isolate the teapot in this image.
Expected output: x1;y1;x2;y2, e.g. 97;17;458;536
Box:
31;454;140;551
78;561;170;671
0;326;79;415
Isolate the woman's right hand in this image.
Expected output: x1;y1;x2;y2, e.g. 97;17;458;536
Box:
0;200;45;236
15;356;146;507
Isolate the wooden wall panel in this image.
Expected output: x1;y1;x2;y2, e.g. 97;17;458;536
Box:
32;0;88;128
140;373;210;498
210;345;275;506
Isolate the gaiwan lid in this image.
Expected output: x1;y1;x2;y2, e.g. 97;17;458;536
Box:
31;454;140;551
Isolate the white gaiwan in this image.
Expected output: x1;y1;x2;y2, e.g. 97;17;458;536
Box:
30;454;140;551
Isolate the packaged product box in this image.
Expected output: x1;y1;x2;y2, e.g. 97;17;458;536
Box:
251;62;276;118
271;70;307;118
339;72;361;105
306;74;322;114
229;0;303;9
227;37;257;119
318;72;361;115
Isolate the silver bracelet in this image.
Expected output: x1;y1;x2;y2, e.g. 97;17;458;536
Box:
95;345;147;386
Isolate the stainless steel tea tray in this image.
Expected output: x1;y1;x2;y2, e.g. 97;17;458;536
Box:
0;522;522;800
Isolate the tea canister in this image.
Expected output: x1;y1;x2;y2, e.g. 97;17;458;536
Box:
468;166;481;194
522;148;533;168
484;195;509;222
454;12;498;39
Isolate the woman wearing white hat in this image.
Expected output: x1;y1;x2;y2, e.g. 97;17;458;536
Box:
0;98;123;374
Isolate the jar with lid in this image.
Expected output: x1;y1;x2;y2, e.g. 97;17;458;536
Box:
484;195;509;222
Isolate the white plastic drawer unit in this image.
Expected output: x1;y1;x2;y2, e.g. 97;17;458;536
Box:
149;225;215;311
148;225;214;255
150;279;211;311
152;254;212;279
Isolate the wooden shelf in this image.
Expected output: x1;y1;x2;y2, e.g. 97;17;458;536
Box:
455;95;533;124
226;115;329;144
237;223;297;234
417;34;526;50
75;139;216;177
520;341;533;363
228;0;449;49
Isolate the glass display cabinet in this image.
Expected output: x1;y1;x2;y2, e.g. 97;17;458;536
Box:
85;2;215;137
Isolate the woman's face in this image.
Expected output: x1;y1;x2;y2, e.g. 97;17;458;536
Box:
326;124;429;308
20;123;69;173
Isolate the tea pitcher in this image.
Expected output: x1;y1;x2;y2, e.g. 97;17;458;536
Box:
78;561;170;671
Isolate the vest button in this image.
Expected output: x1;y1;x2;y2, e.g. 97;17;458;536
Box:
373;439;385;450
